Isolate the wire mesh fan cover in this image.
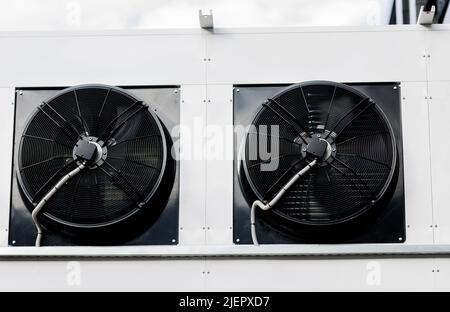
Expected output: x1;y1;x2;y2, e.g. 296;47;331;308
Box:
17;85;170;231
240;81;398;230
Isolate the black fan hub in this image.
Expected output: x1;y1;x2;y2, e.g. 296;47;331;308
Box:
74;140;98;163
300;133;335;166
305;135;331;160
72;136;107;168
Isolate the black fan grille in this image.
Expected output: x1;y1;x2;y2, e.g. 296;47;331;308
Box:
18;85;167;228
243;82;396;226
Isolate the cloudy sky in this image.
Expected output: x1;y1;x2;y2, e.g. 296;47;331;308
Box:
0;0;395;30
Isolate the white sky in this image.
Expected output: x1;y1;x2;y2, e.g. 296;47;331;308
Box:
0;0;395;30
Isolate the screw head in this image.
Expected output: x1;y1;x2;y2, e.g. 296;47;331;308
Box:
171;239;176;243
236;89;240;92
236;238;240;243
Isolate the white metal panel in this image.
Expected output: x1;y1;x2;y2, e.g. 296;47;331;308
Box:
425;29;450;81
206;30;427;84
0;34;205;87
205;85;233;245
0;260;206;291
0;26;446;291
179;85;207;245
0;88;14;247
428;81;450;244
435;258;450;291
400;82;434;244
205;258;435;291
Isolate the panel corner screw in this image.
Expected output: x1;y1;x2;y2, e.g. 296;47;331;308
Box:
236;238;240;242
174;90;178;94
171;239;176;243
393;86;397;90
236;89;240;92
18;91;23;95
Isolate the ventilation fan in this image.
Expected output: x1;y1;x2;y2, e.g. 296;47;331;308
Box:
234;81;405;244
10;85;179;246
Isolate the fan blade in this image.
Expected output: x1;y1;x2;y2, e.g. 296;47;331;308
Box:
96;99;143;140
301;84;336;134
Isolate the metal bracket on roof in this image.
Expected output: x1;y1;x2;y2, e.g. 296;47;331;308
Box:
417;5;436;25
199;9;214;29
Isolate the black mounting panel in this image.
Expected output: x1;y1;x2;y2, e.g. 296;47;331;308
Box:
233;83;405;245
10;86;180;246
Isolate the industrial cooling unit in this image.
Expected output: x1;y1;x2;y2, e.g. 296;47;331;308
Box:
234;81;405;244
9;85;179;246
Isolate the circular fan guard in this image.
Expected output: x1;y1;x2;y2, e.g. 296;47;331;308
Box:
241;81;397;229
17;85;171;233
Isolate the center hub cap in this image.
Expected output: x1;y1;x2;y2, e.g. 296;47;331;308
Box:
73;136;107;168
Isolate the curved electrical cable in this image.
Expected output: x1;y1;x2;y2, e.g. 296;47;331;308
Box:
251;159;317;245
31;161;87;247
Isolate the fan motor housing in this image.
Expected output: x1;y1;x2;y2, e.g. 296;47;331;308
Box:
234;81;405;244
10;85;180;246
